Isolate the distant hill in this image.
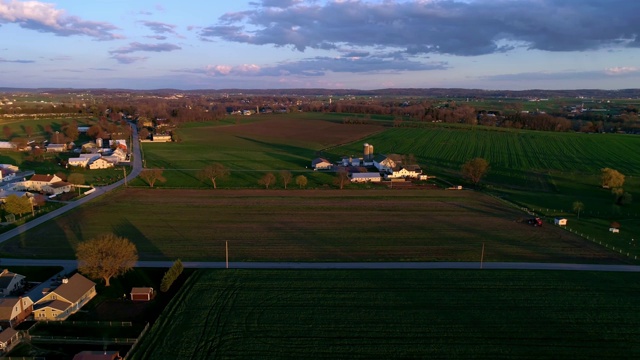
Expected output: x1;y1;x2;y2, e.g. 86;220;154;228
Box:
1;87;639;99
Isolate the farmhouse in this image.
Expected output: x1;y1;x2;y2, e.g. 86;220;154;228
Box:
22;174;63;192
33;273;97;321
89;158;115;169
72;351;122;360
312;158;333;170
351;172;382;183
0;296;33;328
386;166;424;180
374;154;397;173
130;287;155;301
0;269;26;296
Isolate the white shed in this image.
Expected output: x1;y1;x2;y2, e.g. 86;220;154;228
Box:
554;218;568;226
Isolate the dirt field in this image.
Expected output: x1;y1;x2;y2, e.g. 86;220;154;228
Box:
1;188;627;264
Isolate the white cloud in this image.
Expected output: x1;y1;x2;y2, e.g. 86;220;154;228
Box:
0;0;122;40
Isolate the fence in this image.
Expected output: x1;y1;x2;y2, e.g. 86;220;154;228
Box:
29;335;137;345
124;322;151;360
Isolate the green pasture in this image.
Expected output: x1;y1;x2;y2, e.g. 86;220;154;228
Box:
1;188;628;263
130;269;640;360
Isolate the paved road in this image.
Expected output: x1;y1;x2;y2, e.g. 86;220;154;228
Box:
2;258;640;272
0;124;143;244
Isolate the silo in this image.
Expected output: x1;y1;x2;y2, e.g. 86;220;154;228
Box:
368;144;374;161
363;143;370;161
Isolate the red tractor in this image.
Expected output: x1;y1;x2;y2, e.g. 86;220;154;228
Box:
527;217;543;227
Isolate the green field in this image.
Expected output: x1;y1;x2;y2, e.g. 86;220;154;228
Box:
2;188;629;263
130;269;640;359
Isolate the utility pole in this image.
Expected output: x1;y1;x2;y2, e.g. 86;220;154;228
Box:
480;243;485;269
123;167;127;187
226;241;229;269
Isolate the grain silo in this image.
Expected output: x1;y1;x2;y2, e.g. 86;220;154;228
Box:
363;143;370;161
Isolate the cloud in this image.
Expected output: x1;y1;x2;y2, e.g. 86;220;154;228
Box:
140;20;178;35
178;53;447;77
89;67;115;71
199;0;640;56
0;0;122;40
145;35;168;40
0;57;34;63
111;54;149;64
605;67;639;75
110;42;182;55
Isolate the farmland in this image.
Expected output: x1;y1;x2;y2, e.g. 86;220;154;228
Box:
130;269;640;359
0;188;628;263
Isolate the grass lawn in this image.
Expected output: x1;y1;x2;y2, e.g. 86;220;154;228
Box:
130;269;640;359
0;188;629;264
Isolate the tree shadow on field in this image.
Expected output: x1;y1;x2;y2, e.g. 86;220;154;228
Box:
112;218;165;260
235;136;317;162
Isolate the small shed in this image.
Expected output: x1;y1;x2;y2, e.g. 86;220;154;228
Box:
554;218;568;226
130;287;155;302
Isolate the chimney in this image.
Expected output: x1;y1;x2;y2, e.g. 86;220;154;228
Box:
62;277;69;284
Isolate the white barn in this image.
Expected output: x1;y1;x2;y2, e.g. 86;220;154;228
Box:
350;173;381;183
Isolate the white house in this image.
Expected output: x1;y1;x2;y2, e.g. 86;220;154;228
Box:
89;158;114;170
42;181;73;196
312;158;333;170
351;172;382;183
151;134;171;142
386;166;423;180
23;174;63;192
373;155;397;173
0;270;26;296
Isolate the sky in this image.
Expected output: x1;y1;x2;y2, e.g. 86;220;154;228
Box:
1;0;639;90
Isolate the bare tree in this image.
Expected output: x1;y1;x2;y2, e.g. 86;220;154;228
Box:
198;163;229;189
140;168;166;187
280;170;292;189
572;201;584;219
76;233;138;286
333;169;350;190
259;173;276;189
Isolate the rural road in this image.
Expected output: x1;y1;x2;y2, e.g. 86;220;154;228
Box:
2;258;640;272
0;124;143;244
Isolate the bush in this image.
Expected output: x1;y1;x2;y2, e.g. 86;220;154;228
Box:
160;259;183;293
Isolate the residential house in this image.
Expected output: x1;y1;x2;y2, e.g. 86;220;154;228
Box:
0;328;19;354
89;158;114;170
0;269;26;296
0;297;33;328
312;158;333;170
33;273;97;321
23;174;63;192
45;144;66;152
130;287;155;301
351;173;382;183
373;154;397;173
42;181;73;196
554;218;568;226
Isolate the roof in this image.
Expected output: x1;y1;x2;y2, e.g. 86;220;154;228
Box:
312;158;331;166
46;144;65;148
131;287;153;295
0;328;18;343
0;270;22;289
30;174;55;182
49;181;72;189
0;297;20;319
51;273;95;304
35;299;70;312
